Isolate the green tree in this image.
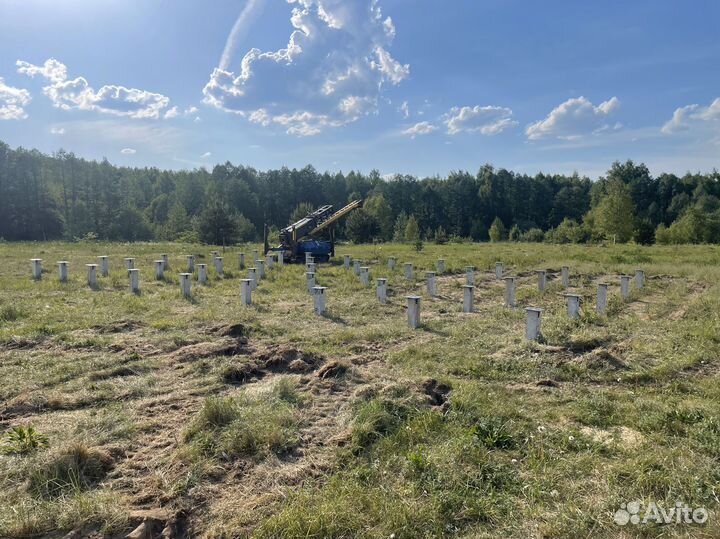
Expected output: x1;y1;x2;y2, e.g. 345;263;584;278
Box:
236;214;257;242
633;218;655;245
404;215;420;243
655;223;671;244
163;202;191;240
488;217;506;242
196;197;240;245
593;179;636;242
345;208;380;243
509;224;521;241
363;194;393;240
433;226;448;244
290;202;315;224
393;212;409;242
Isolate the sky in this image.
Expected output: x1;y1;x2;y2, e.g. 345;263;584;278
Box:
0;0;719;179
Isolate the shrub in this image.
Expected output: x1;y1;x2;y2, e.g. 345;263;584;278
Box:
521;227;544;242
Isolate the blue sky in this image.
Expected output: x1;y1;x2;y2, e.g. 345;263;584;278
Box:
0;0;718;179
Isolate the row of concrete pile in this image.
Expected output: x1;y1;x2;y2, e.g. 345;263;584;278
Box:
29;253;646;339
336;256;646;336
29;249;279;298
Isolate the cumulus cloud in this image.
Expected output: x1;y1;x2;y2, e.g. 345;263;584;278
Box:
120;148;136;154
201;151;212;158
402;121;437;138
0;78;31;120
662;97;720;134
50;126;65;135
17;58;171;119
526;96;620;140
203;0;409;136
399;100;409;118
444;105;517;135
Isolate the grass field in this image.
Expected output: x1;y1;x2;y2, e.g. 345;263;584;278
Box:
1;241;720;538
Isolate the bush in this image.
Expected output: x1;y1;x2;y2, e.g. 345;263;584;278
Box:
520;228;544;242
488;217;506;242
545;218;587;244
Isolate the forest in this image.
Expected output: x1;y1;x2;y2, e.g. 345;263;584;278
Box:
0;140;718;245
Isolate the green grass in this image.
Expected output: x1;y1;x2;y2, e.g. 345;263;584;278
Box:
182;391;300;461
2;240;720;537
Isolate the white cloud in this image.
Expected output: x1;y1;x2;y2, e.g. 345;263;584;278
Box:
17;58;171;119
662;97;720;134
203;0;409;136
164;105;200;120
399;100;409;118
444;105;517;135
50;126;65;135
402;121;437;138
526;96;620;140
201;151;212;158
0;78;31;120
120;148;136;155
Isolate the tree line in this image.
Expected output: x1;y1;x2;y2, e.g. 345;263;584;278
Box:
0;140;718;245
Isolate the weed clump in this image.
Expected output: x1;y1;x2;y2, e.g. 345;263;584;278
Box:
0;304;25;323
28;443;113;498
1;426;48;455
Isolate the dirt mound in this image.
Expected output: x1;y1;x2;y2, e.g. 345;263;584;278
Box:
207;323;248;338
0;335;42;350
0;392;65;420
421;378;452;406
222;346;325;385
169;338;250;362
317;360;348;379
94;320;145;334
575;349;628;370
255;346;322;373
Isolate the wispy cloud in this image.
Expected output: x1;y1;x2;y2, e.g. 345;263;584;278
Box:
402;121;437;138
218;0;267;71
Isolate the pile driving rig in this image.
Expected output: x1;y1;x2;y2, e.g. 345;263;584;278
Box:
265;200;362;263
